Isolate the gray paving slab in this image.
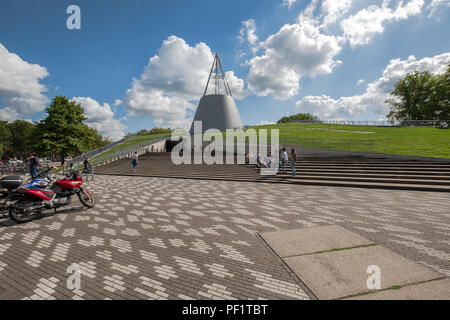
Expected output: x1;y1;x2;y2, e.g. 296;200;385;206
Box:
260;225;375;258
345;278;450;300
284;245;444;300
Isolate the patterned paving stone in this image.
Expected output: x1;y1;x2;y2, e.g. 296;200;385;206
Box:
0;175;449;299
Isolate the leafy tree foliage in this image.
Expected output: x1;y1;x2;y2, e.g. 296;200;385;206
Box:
386;66;450;121
33;96;99;164
7;120;36;158
136;127;173;136
1;96;114;161
277;113;320;124
0;121;12;158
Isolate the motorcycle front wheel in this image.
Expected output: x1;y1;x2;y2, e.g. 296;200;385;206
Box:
10;201;41;223
78;189;95;208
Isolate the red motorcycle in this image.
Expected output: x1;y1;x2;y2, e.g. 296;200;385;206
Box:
9;170;95;223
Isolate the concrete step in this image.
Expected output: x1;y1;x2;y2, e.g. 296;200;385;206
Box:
94;157;450;192
274;171;450;181
247;165;450;175
276;165;450;172
276;174;450;186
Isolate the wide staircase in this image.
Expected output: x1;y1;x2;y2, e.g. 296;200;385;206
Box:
94;153;450;192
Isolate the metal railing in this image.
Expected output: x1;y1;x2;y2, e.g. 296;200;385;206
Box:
290;120;449;127
68;135;169;173
68;135;135;166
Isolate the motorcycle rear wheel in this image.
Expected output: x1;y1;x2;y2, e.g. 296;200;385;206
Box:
78;190;95;208
10;201;41;223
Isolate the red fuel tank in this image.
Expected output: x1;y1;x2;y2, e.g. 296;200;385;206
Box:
55;179;83;190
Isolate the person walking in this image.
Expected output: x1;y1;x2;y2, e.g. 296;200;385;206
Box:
83;157;90;173
28;154;39;179
280;147;288;174
131;152;138;173
289;148;297;176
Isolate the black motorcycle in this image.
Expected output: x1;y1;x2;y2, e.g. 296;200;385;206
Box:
0;175;23;219
0;167;54;219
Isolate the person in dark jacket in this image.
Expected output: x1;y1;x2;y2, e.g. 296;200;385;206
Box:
83;157;90;173
28;154;39;179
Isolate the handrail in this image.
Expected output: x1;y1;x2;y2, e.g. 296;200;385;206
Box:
69;134;135;165
68;135;169;172
290;120;450;127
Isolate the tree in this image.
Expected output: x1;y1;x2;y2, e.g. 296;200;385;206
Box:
90;128;112;148
428;65;450;120
0;121;11;158
34;96;98;165
277;113;320;124
385;69;449;121
136;128;173;136
7;120;36;158
148;127;172;135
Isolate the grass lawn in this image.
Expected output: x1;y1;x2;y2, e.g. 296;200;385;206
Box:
249;123;450;158
91;134;169;161
88;123;449;161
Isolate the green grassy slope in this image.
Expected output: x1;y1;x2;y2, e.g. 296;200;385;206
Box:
91;134;169;161
88;124;449;160
249;123;450;158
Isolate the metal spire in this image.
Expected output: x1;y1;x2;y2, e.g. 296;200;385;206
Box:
203;53;233;97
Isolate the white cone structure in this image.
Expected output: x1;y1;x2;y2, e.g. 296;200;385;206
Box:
190;54;243;133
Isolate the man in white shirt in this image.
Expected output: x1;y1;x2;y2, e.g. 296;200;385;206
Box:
280;148;288;173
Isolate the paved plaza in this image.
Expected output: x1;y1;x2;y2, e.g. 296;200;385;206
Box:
0;175;449;300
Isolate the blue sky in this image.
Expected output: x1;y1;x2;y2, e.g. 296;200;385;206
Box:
1;0;449;140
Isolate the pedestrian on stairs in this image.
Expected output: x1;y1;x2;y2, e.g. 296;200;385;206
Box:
132;152;138;173
290;148;297;176
280;147;288;174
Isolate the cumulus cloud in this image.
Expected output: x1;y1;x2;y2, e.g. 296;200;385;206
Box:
113;99;122;107
357;79;365;86
241;0;438;100
0;43;49;120
341;0;425;48
321;0;353;27
225;71;249;100
247;12;343;99
72;97;127;141
296;52;450;119
124;35;246;129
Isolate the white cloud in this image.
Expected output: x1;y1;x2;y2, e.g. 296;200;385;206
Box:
357;79;365;86
321;0;353;27
113;99;122;107
125;83;196;129
296;52;450;119
124;35;246;129
247;13;343;99
0;43;49;120
238;19;258;46
426;0;450;18
72;97;127;141
341;0;425;48
225;71;249;100
132;36;214;101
